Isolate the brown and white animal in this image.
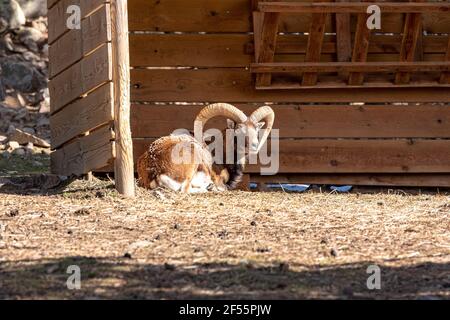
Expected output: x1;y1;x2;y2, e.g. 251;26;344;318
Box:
137;103;275;193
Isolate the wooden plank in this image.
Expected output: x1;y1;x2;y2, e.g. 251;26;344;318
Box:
49;44;113;113
51;125;115;175
440;37;450;84
130;104;450;139
349;12;371;85
335;0;352;78
129;34;449;67
252;61;450;73
256;12;280;87
251;173;450;187
130;68;450;102
51;83;114;148
49;4;111;78
127;0;450;33
396;12;423;84
302;11;328;86
48;0;109;44
132;138;450;173
111;0;135;197
258;2;450;13
47;0;60;9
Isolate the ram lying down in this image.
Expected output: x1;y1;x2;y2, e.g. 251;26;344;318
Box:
137;104;275;193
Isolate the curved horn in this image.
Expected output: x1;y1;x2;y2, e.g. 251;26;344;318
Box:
250;106;275;152
194;103;247;142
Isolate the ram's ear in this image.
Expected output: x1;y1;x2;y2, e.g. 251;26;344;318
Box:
227;119;236;129
256;122;266;130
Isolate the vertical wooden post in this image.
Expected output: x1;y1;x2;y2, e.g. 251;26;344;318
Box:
111;0;135;197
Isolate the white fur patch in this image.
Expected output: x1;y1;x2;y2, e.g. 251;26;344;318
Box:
158;175;182;192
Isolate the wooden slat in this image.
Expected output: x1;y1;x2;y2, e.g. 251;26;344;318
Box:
127;0;450;33
440;37;450;84
51;83;114;148
129;34;449;67
49;44;112;113
252;61;450;73
256;12;280;87
302;11;328;86
130;68;450;102
258;2;450;13
48;0;109;44
335;0;352;78
396;11;423;84
132;138;450;173
349;12;371;85
49;4;111;78
51;126;115;175
130;104;450;139
47;0;60;9
251;173;450;187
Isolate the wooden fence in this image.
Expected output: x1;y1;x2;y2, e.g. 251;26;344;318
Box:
48;0;450;191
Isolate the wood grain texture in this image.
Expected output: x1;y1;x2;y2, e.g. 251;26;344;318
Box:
255;12;280;87
440;36;450;84
51;83;114;148
132;138;450;173
348;12;371;85
302;10;328;86
258;2;450;13
396;12;423;84
49;43;112;113
130;104;450;139
49;4;111;78
111;0;135;197
335;0;352;78
51;125;115;175
130;68;450;102
251;61;450;73
48;0;109;44
127;0;450;33
128;34;449;67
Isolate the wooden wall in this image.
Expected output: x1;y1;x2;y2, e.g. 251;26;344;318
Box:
127;0;450;186
48;0;116;175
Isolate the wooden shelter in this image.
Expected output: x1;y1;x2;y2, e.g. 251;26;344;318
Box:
47;0;450;196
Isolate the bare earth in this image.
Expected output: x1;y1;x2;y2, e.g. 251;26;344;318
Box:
0;179;449;300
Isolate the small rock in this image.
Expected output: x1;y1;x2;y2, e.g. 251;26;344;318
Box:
7;140;20;150
9;128;50;148
12;147;25;156
0;135;7;144
250;221;257;227
22;127;35;135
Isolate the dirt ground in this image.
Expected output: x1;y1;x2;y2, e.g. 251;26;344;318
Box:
0;175;449;300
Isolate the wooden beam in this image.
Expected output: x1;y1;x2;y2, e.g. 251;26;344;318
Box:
111;0;135;197
251;61;450;73
302;12;328;86
348;13;371;85
258;2;450;14
335;0;352;78
255;12;280;87
440;36;450;84
396;12;423;84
